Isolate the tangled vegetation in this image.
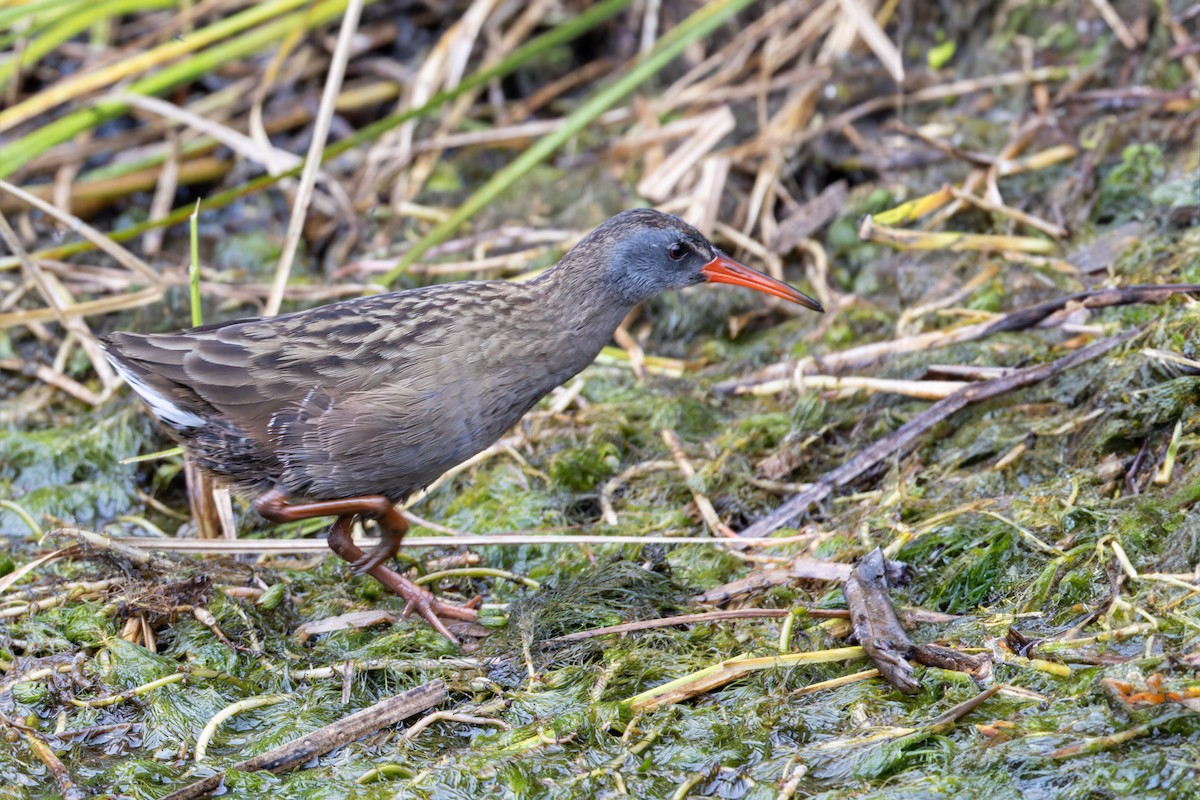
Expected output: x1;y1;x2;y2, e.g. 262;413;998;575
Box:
2;0;1199;797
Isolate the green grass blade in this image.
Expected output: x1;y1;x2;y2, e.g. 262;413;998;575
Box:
0;0;80;32
0;0;632;265
0;0;178;90
189;201;202;327
0;0;339;176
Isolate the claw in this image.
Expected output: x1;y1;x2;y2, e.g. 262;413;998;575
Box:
371;567;477;643
323;513;476;644
389;582;464;642
404;591;460;643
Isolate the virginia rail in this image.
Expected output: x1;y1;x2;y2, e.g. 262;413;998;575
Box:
102;209;823;641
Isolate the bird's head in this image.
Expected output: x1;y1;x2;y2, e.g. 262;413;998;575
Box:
580;208;823;312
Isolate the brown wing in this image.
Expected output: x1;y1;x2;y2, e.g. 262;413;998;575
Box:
102;288;468;441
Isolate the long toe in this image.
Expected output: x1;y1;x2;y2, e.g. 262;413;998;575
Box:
367;566;478;643
402;593;464;643
427;596;480;621
324;518;476;643
399;584;481;625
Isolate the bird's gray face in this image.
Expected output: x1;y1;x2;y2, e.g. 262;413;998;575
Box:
608;225;715;304
608;223;824;312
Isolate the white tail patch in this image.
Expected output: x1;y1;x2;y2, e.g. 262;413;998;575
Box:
109;358;206;429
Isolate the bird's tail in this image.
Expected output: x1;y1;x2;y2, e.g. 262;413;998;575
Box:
101;333;207;430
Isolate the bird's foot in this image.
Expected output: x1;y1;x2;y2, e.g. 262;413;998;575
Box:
384;573;478;643
324;513;477;644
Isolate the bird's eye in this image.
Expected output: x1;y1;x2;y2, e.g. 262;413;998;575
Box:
667;242;687;261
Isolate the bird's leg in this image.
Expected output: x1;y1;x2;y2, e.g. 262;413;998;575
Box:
252;488;478;643
351;507;408;575
324;515;478;643
252;487;405;572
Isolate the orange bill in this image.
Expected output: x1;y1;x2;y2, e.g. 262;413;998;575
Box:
700;253;824;312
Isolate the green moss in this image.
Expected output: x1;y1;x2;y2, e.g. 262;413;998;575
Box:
901;523;1013;614
548;442;620;492
55;602;118;647
104;636;176;685
0;413;150;536
10;681;47;705
211;228;285;281
1094;375;1200;445
968;279;1005;313
1055;567;1104;607
439;461;563;533
1094;143;1166;224
1112;498;1180;564
501;560;683;647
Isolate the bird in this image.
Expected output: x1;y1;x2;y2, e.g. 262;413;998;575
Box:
102;208;824;642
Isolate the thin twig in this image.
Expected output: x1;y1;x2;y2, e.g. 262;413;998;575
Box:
738;327;1143;538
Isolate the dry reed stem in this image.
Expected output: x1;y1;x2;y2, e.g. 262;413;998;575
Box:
142;134;181;257
859;216;1058;254
637;107;736;202
746;374;969;400
1166;14;1200;89
547;609;796;642
612;320;647;380
946;186;1068;239
264;0;363;316
627;646;866;712
927;115;1047;228
835;0;903;81
248;8;308;170
1089;0;1141;49
0;179;159;283
399;710;510;743
18;76;397;181
0;357;105;405
108;92;300;174
0;211;117;393
365;0;493;202
0;286;162;330
685;156;731;235
393;0;506;201
0;0;316;132
0;157;234;220
662;0;820;106
96;532;820;556
661;429;737;538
